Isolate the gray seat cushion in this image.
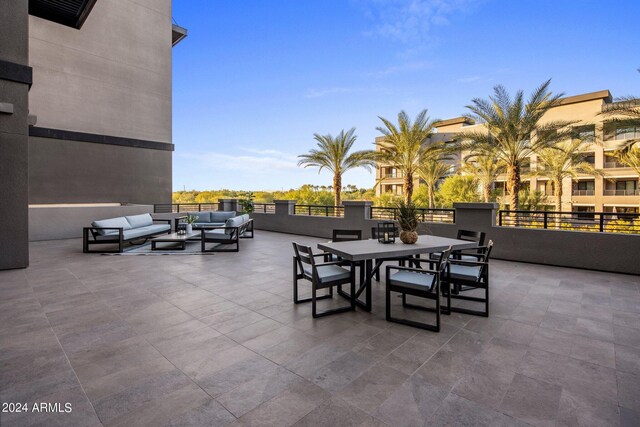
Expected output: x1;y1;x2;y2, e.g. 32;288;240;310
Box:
389;271;437;292
211;211;236;222
188;212;211;223
224;216;244;235
449;264;482;281
203;229;234;242
95;224;169;240
125;213;153;228
92;217;131;236
303;264;351;283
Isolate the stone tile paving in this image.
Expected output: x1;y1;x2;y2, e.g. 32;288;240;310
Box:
0;230;639;426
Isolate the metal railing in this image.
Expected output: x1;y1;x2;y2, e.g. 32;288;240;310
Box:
498;210;640;234
252;203;276;214
604;161;628;168
572;190;595;196
154;203;219;213
370;207;455;223
293;205;344;217
604;189;639;196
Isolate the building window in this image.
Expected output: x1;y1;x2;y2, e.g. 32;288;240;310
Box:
574;125;595;142
576;152;595;165
573;180;595;196
573;206;595;220
604;154;626;168
604;122;640;141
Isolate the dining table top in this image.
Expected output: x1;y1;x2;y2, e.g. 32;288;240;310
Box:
317;235;479;262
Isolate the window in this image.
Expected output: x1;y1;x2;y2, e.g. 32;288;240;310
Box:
573;206;595;220
616;180;638;191
604;122;640;140
576;152;595;165
577;181;595;191
575;125;595;142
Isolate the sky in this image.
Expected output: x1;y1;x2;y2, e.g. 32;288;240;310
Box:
171;0;640;192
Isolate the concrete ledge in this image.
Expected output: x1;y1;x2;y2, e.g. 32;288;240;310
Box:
29;204;153;241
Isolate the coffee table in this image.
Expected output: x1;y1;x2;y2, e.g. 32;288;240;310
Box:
151;231;201;251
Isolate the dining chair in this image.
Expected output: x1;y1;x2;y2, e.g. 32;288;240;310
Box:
444;240;493;317
385;246;452;332
292;242;356;318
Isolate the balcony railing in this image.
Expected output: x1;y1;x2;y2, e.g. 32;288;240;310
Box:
370;207;455;223
154;203;219;213
604;161;628;168
252;203;275;214
604;189;639;196
381;172;400;178
293;205;344;217
498;210;640;233
572;190;595;196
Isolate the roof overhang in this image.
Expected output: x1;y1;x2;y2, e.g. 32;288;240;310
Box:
172;24;188;46
29;0;97;29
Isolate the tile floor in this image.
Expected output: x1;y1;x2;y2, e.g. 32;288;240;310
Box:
0;231;639;426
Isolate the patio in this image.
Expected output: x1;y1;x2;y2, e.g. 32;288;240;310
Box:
1;230;639;426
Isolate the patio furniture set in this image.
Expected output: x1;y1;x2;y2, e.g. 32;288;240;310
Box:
83;211;253;253
293;228;493;332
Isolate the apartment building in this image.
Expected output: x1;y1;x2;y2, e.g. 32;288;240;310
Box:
375;90;640;213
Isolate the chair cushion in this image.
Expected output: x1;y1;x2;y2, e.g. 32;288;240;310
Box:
449;264;482;281
241;213;250;223
303;264;351;284
224;216;244;235
204;229;234;242
389;271;437;292
92;217;131;236
125;213;153;229
211;211;236;222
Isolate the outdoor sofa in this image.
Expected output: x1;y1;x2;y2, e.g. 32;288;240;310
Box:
83;213;171;253
174;210;238;231
198;213;254;252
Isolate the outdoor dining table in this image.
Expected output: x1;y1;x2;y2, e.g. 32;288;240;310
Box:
317;235;479;311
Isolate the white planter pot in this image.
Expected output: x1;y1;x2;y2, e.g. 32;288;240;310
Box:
185;224;193;234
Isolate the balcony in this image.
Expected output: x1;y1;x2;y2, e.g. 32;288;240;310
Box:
572;189;595;196
604;161;628;169
604;189;640;196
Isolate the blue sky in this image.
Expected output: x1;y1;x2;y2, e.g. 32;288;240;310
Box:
171;0;640;191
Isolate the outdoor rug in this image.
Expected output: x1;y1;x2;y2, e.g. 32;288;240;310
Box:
100;242;215;255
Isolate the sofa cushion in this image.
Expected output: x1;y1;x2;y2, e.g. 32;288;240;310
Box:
241;214;250;223
224;216;244;235
92;217;131;236
188;212;211;223
125;213;153;229
95;223;170;240
204;229;234;242
211;211;236;222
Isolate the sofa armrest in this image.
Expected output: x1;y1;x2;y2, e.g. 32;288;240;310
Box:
152;218;172;225
83;226;124;240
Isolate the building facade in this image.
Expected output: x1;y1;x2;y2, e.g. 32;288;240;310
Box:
375;90;640;213
0;0;184;269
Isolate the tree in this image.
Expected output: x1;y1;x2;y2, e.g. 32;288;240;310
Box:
460;80;573;210
298;128;376;206
463;154;504;202
534;139;603;212
376;110;440;204
417;143;452;208
435;175;481;207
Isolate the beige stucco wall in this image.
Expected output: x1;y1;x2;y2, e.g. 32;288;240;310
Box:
27;0;173;144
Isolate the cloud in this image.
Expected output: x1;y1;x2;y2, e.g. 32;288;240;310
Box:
304;87;359;98
457;75;482;83
355;0;481;44
178;149;300;173
368;60;433;78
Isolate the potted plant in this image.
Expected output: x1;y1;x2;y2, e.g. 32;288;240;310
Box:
184;214;197;234
239;191;255;214
396;200;419;244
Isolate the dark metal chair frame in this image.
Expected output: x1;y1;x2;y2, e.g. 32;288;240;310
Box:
444;240;493;317
292;242;356;318
82;218;172;253
200;219;254;252
385;247;452;332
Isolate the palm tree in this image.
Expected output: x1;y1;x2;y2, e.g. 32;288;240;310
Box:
460;80;574;210
417;143;452;208
534;139;603;212
463;154;505;202
376;110;439;203
298;128;376;206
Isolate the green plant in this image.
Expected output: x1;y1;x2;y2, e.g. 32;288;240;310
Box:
184;214;198;225
435;175;481;207
239;191;255;213
396;199;419;232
